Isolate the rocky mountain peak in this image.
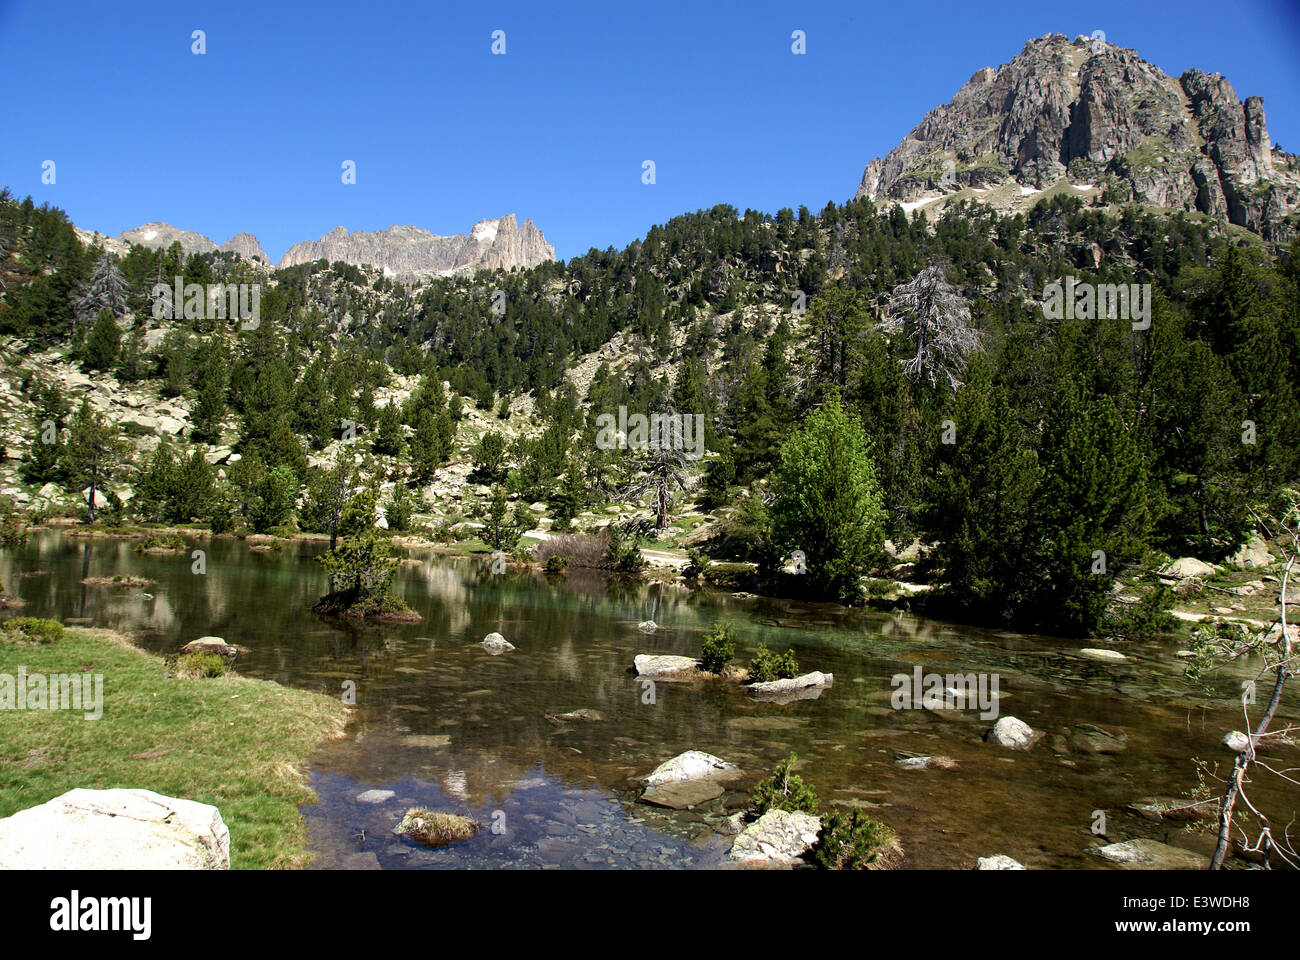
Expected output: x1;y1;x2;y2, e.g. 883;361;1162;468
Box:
855;33;1299;240
276;215;555;277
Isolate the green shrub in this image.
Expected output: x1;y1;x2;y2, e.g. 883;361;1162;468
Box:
751;753;819;815
176;651;227;678
137;533;186;551
544;555;569;573
1;617;65;644
605;530;646;573
683;549;711;580
812;809;900;870
698;622;736;673
748;644;799;683
1106;584;1177;640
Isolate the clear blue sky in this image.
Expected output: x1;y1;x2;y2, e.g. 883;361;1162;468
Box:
2;0;1297;263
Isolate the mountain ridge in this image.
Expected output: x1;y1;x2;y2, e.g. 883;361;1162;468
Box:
84;214;556;277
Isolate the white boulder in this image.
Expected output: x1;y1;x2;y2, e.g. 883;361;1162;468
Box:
0;788;230;869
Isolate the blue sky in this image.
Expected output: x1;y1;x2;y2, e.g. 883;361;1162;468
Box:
2;0;1297;263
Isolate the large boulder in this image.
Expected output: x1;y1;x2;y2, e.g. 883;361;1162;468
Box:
0;788;230;869
1160;557;1217;580
642;750;739;787
1229;536;1273;570
729;809;822;865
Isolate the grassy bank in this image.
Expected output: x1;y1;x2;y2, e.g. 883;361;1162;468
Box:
0;627;348;868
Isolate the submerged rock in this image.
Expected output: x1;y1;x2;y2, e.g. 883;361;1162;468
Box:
641;779;726;810
976;854;1026;870
986;716;1037;749
0;788;230;869
1092;838;1208;870
1077;647;1132;663
1126;797;1216;822
896;755;959;770
547;709;604;723
729;809;822;865
1069;723;1128;754
356;789;396;804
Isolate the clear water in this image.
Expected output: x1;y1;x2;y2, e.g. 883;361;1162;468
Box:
2;530;1290;869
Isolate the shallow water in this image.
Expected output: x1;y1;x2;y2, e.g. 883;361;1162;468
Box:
2;530;1293;869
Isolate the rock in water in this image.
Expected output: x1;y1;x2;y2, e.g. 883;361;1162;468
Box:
1069;723;1128;754
0;788;230;869
729;809;822;865
643;750;740;787
480;632;515;654
1222;730;1251;753
181;636;243;657
1077;648;1131;662
1092;838;1208;869
633;654;700;678
976;854;1027;870
986;716;1037;749
747;672;834;697
637;620;658;633
641;780;726;810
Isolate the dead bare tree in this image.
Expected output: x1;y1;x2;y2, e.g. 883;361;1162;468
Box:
879;264;981;390
1203;490;1300;869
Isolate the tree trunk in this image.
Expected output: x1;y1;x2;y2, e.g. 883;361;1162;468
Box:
1210;550;1295;868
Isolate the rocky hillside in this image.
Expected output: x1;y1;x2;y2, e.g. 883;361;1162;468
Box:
856;33;1300;241
277;215;555;277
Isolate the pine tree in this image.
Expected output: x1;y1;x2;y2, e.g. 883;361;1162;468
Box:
372;403;404;456
83;309;121;371
62;400;132;523
925;360;1040;621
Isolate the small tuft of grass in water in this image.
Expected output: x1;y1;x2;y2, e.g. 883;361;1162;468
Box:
394;808;480;847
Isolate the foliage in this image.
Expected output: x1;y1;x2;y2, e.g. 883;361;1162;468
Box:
176;651;227;678
698;622;736;673
770;400;885;601
751;753;819;815
812;809;899;870
1;617;65;644
748;644;800;683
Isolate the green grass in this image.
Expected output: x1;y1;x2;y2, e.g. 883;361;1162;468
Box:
0;627;347;868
